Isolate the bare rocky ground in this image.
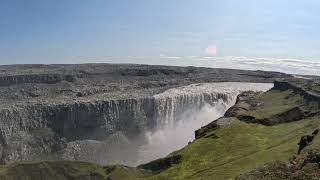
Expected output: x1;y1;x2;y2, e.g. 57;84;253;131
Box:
0;63;290;105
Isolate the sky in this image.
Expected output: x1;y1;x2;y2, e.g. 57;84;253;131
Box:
0;0;319;74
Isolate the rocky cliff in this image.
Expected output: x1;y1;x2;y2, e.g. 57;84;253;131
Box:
0;74;76;86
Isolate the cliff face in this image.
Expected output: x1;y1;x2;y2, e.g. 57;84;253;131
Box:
0;74;75;86
0;98;154;163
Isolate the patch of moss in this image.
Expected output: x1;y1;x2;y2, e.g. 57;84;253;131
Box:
288;78;320;94
0;161;104;180
248;90;303;119
138;155;182;173
236;147;320;180
0;161;148;180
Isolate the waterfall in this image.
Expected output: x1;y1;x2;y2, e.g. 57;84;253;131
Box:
152;82;272;127
133;82;273;165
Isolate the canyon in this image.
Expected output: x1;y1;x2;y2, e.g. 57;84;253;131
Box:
0;64;286;165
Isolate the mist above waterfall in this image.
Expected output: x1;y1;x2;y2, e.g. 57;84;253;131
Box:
136;100;229;165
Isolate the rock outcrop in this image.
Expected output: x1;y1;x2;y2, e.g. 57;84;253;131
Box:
0;74;76;86
224;91;262;118
225;80;320;126
273;80;320;105
195;117;234;139
138;154;182;173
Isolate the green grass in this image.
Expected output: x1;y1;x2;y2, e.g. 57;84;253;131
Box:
0;161;149;180
0;161;107;180
248;90;303;119
309;82;320;94
146;116;320;180
285;78;320;94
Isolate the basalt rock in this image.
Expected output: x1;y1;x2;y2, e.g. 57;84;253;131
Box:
0;74;76;87
138;154;182;173
195;117;234;139
224;91;262;118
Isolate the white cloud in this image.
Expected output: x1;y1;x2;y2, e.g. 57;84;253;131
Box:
165;56;182;59
101;55;320;76
197;56;320;75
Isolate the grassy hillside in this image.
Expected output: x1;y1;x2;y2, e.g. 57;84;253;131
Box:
144;87;320;179
146;116;320;180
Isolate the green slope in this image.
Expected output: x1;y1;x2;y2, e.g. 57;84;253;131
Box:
146;116;320;180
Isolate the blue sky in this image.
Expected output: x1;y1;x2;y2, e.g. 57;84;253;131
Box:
0;0;319;69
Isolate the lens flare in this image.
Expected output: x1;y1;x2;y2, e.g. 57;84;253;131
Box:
206;44;217;56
